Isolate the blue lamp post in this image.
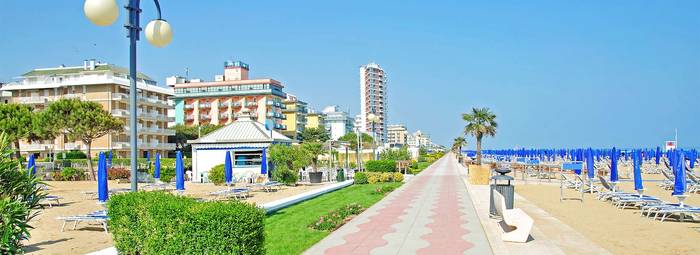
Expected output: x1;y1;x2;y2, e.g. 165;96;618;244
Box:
84;0;173;192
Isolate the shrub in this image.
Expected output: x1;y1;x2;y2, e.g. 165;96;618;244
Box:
393;172;404;182
379;172;392;182
272;168;298;185
365;160;396;172
367;175;380;184
309;203;364;231
149;166;176;182
0;133;46;253
107;167;130;180
108;192;265;255
353;172;368;184
371;184;397;195
55;150;87;159
60;167;84;181
208;164;225;185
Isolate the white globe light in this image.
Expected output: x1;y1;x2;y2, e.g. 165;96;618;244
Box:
368;113;376;122
84;0;119;26
145;19;173;48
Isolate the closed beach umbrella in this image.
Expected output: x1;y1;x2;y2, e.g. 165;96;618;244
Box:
689;150;697;169
655;146;660;165
27;154;36;176
175;151;185;191
261;148;268;175
154;152;161;180
672;151;686;196
98;152;109;203
633;150;644;191
586;148;595;179
146;151;150;163
224;151;233;185
107;150;113;168
610;147;619;183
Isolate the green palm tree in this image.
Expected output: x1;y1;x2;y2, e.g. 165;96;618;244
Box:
462;107;497;165
452;136;467;153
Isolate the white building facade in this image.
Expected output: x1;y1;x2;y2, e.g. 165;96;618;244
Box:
321;105;354;141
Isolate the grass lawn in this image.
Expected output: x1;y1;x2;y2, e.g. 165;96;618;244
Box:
264;182;402;255
410;161;432;174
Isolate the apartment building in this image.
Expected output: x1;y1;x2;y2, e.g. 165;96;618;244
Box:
321;105;354;141
359;62;388;143
0;59;176;158
387;124;408;146
306;111;325;130
281;94;308;140
169;60;287;130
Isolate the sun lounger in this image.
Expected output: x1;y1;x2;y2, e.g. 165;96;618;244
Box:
56;210;109;232
561;174;582;189
254;181;283;192
644;204;700;222
41;195;62;208
209;187;251;200
493;189;533;243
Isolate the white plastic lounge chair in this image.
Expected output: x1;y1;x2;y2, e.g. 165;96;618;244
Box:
493;189;533;243
41;195;62;208
56;210;108;232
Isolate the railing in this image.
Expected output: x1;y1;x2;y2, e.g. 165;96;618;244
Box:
185;115;195;121
218;102;229;108
245;102;257;107
219;113;230;119
200;103;211;108
64;143;81;150
184;104;194;109
22;143;54;151
201;114;211;120
112;109;129;117
16;96;49;104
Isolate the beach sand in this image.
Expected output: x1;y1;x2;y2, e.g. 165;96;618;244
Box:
24;181;331;255
516;173;700;255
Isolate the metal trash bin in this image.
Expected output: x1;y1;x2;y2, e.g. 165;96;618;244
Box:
489;168;515;217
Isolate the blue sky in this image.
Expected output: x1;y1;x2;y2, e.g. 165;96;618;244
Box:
1;1;698;149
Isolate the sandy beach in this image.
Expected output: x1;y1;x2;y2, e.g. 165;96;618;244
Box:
24;181;331;255
515;172;700;255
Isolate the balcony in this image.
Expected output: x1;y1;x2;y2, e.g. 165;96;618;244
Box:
112;109;129;117
219;113;230;119
184;104;195;109
201;114;211;120
199;103;211;108
245;101;257;107
22;143;54;151
17;96;50;104
185;115;195;121
112;93;129;100
218;102;229;108
64;143;81;150
112;142;129;149
233;102;242;107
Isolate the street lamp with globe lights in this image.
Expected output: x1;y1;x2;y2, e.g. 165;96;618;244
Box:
84;0;173;192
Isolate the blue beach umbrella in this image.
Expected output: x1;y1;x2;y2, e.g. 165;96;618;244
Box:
610;147;619;183
98;152;109;203
655;146;661;165
27;154;36;176
689;150;697;169
261;148;268;175
633;150;644;191
154;152;161;180
672;151;686;196
175;151;185;191
224;151;233;185
107;150;113;168
586;148;595;179
146;151;150;163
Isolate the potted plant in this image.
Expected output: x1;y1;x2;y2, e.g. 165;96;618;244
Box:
302;142;325;183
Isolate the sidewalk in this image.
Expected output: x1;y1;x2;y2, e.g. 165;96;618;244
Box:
304;154;492;255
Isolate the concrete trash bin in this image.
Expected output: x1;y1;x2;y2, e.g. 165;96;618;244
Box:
489;168;515;217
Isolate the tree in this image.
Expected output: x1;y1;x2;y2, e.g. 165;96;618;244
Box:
452;137;467;153
299;127;330;143
301;142;324;171
45;99;123;180
268;144;310;184
171;124;222;156
462;107;497;165
0;104;34;159
379;146;411;161
338;132;374;161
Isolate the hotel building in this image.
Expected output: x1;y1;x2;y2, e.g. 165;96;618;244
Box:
169;60;287;130
0;59;176;158
281;94;308;140
359;62;388;142
321;105;354;141
387;124;408;146
305;111;325;130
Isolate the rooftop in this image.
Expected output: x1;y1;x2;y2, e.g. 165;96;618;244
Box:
22;63;153;81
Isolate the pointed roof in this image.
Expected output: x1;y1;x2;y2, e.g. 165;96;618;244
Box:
188;114;291;144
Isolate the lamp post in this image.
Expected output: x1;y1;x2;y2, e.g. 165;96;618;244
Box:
355;127;362;171
367;113;380;160
84;0;173;192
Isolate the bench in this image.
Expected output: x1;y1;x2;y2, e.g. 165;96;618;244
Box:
493;189;533;243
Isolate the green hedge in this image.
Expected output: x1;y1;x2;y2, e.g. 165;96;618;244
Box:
208;164;225;185
364;160;396;172
108;192;265;255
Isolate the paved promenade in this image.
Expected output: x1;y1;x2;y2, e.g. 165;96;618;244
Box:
304;153;492;255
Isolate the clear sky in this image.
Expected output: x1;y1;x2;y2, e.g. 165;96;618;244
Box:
1;1;698;149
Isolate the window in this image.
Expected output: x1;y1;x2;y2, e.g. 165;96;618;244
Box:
233;150;262;167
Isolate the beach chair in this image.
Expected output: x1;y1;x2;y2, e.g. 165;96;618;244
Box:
209;187;251;200
56;210;108;232
41;195;62;208
560;174;582;189
493;189;533;243
643;204;700;222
